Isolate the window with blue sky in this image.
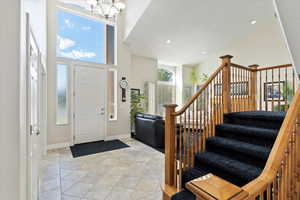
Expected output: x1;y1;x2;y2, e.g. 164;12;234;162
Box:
57;10;105;63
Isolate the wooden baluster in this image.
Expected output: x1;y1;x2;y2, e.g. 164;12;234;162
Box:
285;67;288;111
183;111;187;171
164;104;178;187
239;68;242;111
278;68;281;111
272;69;275;111
220;55;233;114
238;67;241;112
209;83;213;137
267;184;271;200
247;69;250;110
195;99;199;153
205;88;208;148
179;114;182;189
249;65;258;111
265;70;268;111
192;102;195;167
292;69;295;96
188;107;191;168
260;71;262;110
232;67;236;112
244;69;247;110
218;72;222;123
174;115;178;188
200;94;204;152
296;114;300;199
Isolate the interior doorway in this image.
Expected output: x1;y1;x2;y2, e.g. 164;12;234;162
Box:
26;14;42;200
73;65;107;144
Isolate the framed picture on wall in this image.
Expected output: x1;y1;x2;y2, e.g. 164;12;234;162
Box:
131;88;141;96
264;81;286;101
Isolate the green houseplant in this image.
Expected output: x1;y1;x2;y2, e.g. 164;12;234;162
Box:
130;93;145;132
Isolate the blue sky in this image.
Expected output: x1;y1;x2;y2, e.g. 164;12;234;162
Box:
57;10;105;63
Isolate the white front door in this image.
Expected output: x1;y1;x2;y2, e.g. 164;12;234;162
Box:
27;22;41;200
74;65;107;144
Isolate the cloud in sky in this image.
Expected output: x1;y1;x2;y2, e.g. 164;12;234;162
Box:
60;49;96;60
64;19;74;29
81;26;91;31
57;36;76;50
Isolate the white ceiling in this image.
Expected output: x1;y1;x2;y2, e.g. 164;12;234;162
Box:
125;0;278;65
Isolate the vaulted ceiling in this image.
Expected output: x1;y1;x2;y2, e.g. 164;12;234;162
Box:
125;0;279;65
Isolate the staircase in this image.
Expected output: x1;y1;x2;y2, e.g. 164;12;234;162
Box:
162;55;300;200
172;111;285;200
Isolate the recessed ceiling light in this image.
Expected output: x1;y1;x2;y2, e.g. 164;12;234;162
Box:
166;40;171;44
201;51;207;55
251;20;257;25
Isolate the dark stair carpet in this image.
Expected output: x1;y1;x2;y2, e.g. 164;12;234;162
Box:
171;111;285;200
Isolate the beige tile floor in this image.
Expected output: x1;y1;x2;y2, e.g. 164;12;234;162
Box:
39;138;164;200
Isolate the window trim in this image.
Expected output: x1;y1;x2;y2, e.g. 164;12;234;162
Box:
108;68;118;121
56;4;117;65
55;62;70;126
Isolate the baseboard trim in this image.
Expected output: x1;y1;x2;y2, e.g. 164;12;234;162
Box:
105;134;130;141
47;142;70;150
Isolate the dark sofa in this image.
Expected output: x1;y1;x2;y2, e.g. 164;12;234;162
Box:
134;113;165;148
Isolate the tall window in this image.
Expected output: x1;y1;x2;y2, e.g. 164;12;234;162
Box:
156;66;177;115
56;64;69;125
56;9;116;64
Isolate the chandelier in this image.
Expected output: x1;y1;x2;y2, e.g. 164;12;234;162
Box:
86;0;126;19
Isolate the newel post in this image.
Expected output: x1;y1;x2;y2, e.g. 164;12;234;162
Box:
164;104;178;187
249;64;259;110
220;55;233;114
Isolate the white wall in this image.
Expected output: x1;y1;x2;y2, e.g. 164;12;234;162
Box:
274;0;300;74
47;2;132;145
0;2;21;199
198;21;291;75
131;55;158;90
124;0;152;40
0;0;46;199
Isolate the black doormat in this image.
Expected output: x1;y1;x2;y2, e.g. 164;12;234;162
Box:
70;140;130;158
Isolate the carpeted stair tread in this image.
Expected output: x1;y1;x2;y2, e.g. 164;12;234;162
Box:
171;111;283;200
224;111;285;121
172;190;195;200
224;111;285;129
216;123;278;147
195;152;262;186
206;137;271;164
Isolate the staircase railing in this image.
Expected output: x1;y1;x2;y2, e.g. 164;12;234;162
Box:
162;54;298;200
240;85;300;200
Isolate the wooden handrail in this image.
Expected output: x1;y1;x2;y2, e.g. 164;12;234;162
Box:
231;63;254;71
173;63;226;116
255;63;292;71
242;84;300;198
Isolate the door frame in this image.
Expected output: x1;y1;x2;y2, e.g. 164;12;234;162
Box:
70;60;108;145
26;13;42;200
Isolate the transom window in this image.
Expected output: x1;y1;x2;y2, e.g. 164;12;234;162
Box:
56;9;116;64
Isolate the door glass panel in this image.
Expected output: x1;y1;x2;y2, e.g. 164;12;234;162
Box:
56;64;69;125
108;69;117;120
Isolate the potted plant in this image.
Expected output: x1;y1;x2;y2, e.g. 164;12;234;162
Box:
130;92;145;135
